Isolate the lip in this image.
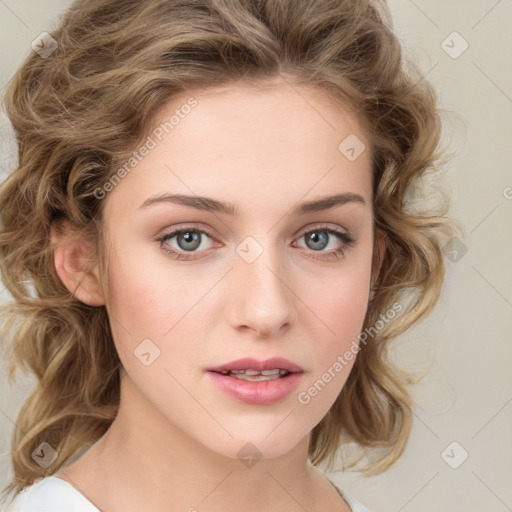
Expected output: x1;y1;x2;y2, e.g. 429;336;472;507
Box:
207;371;303;405
206;357;304;405
206;357;304;373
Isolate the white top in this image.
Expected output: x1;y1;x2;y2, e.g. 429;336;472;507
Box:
3;476;371;512
2;477;100;512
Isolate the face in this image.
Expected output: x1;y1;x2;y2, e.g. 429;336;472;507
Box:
99;79;374;461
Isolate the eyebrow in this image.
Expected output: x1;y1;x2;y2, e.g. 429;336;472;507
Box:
137;192;366;216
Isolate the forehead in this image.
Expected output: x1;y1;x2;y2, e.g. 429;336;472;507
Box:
104;80;373;218
161;80;369;157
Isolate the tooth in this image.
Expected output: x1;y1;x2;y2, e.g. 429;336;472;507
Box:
261;369;280;376
244;369;260;376
233;374;281;382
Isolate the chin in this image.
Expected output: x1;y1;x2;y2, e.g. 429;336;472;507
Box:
202;424;310;463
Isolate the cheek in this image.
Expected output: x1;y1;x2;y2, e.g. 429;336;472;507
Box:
104;247;210;377
296;271;370;413
105;240;189;331
327;278;369;332
315;284;369;376
313;254;372;336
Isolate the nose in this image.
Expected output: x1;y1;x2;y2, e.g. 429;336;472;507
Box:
225;244;297;339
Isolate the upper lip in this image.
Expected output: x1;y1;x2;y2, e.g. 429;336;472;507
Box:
207;357;304;373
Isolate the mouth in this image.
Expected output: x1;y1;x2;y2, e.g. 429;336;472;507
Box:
206;357;304;405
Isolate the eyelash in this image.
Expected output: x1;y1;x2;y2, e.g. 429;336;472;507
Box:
155;224;355;261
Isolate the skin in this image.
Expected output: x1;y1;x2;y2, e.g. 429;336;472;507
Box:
51;77;384;512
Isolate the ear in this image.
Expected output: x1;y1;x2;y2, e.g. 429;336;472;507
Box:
50;219;105;306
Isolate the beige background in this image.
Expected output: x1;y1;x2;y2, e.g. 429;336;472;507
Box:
0;1;511;511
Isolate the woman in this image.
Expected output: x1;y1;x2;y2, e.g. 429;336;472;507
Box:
0;0;460;510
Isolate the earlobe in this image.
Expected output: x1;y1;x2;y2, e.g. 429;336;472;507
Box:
50;221;105;306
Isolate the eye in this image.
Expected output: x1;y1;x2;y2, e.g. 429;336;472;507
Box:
294;225;355;260
156;226;216;260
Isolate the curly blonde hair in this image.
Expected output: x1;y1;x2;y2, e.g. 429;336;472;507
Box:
0;0;461;501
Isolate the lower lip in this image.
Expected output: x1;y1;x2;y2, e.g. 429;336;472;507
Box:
206;371;303;405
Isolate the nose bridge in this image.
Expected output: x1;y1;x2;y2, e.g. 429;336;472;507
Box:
229;233;295;336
